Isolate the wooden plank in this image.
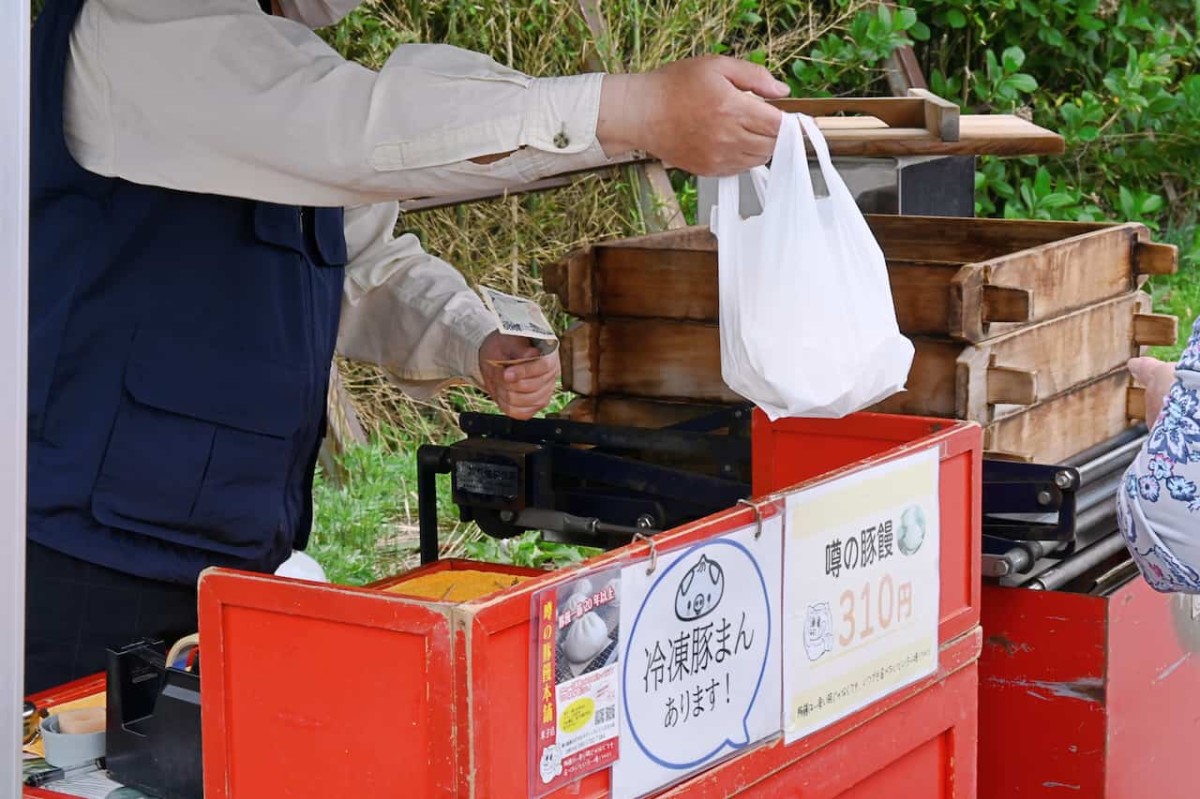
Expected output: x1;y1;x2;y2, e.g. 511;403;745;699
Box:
543;247;597;316
1133;313;1179;347
957;292;1153;422
777;114;1062;157
909;88;960;141
557;396;731;428
883;45;928;95
770;97;929;129
1127;386;1146;423
865;215;1121;263
596;247;717;320
559;321;599;396
983;370;1136;464
1134;241;1178;276
547;218;1160;344
981;286;1032;324
564;293;1156;426
891;261;965;337
559;319;740;403
987;367;1039;406
548;244;973;337
961;225;1145;339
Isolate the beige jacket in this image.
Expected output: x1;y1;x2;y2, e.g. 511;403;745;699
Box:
63;0;615;394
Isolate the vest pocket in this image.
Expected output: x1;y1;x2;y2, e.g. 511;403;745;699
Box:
92;334;309;557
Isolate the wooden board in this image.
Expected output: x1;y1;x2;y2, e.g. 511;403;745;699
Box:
764;98;1060;156
983;369;1139;463
556;396;732;428
875;292;1174;421
559;292;1176;424
560;318;738;402
545;217;1175;343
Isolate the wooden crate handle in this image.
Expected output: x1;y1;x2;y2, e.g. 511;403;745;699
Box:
1127;385;1146;421
988;367;1039;406
981;286;1033;324
768;95;958;140
1134;241;1178;276
908;88;961;141
1133;313;1179;347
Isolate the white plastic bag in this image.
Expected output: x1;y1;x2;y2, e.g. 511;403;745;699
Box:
712;113;914;420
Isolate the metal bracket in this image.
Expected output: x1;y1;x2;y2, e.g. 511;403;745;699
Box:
982;459;1080;542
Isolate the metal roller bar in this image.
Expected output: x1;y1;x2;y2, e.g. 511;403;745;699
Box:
1025;532;1128;591
1073;434;1147;487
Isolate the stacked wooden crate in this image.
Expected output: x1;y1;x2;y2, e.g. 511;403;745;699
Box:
545;215;1179;463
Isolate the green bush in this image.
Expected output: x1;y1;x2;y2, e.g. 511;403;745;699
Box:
909;0;1198;250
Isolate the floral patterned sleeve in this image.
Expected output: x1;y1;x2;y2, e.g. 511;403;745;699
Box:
1118;317;1200;593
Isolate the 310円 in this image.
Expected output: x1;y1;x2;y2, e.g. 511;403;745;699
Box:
838;574;914;647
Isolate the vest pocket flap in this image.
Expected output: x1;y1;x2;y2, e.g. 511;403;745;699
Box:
124;337;308;438
253;202;305;255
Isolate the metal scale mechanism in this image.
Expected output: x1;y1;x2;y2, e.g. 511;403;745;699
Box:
420;405;1147;594
982;426;1148;592
415;407;755;563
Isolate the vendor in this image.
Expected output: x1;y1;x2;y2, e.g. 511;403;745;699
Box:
27;0;789;693
1120;335;1200;593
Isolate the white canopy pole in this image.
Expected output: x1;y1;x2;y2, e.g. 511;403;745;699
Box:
0;0;30;792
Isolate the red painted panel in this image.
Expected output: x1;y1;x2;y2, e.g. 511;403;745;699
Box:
199;570;459;799
662;630;979;798
979;584;1108;797
1105;583;1200;797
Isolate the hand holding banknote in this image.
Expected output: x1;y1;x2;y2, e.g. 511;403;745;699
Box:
477;287;562;420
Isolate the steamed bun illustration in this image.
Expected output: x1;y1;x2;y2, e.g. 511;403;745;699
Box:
674;555;725;621
563;611;610;664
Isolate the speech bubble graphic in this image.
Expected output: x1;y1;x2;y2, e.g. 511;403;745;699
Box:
622;538;772;770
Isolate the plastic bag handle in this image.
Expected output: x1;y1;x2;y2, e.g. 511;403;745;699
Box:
762;114;819;216
795;114;854;201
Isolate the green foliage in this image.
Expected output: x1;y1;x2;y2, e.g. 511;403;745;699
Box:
307;428;458;585
308;425;599;583
786;3;927;95
465;531;602;570
908;0;1200;267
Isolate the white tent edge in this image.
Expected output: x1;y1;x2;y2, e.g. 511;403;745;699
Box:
1;1;30;793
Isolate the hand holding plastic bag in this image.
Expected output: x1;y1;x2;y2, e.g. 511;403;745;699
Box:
712;113;914;419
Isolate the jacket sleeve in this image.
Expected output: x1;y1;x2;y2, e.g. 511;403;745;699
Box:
335;202;497;400
64;0;615;206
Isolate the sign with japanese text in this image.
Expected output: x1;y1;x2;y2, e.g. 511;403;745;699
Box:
612;515;784;798
782;447;940;744
529;566;622;796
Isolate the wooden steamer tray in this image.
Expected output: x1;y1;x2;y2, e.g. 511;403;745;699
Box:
546;218;1175;343
545;216;1178;463
552;291;1173;412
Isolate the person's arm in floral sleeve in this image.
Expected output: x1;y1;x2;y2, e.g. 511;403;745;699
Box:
1118;322;1200;593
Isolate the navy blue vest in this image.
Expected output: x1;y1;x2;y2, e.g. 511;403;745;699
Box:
29;0;347;585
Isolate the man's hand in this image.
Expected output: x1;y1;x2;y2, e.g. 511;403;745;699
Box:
478;331;561;420
598;55;790;177
1129;356;1177;428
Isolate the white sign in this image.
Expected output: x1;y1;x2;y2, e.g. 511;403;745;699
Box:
783;447;940;744
612;516;784;798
